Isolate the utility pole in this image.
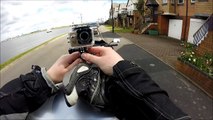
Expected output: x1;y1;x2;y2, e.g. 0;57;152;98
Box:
111;0;114;33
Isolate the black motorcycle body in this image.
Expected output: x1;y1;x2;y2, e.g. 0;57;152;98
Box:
27;40;119;120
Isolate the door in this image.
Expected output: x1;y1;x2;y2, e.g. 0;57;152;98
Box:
187;18;205;44
168;19;183;40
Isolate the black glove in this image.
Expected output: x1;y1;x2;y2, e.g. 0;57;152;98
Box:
63;63;109;109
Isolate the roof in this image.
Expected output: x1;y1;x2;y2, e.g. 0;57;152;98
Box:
145;0;159;6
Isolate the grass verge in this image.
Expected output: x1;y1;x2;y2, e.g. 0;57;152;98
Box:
0;33;66;70
104;25;133;33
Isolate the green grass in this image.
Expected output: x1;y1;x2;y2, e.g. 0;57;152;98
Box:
104;25;133;33
0;33;66;70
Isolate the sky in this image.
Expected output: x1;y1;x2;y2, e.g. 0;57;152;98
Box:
0;0;127;41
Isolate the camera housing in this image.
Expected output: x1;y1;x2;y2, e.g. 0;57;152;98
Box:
67;25;119;54
68;26;94;48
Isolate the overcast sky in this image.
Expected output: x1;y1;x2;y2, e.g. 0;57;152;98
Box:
1;0;127;41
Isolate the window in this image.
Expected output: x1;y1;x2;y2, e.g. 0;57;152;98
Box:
162;0;167;4
171;0;174;4
191;0;196;3
178;0;184;4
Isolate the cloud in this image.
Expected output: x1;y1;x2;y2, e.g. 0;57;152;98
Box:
0;0;127;41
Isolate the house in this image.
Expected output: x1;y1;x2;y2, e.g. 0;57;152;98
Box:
126;0;160;33
117;3;128;27
157;0;212;55
145;0;159;22
109;3;120;26
110;0;212;55
157;0;212;40
109;3;128;28
126;0;139;28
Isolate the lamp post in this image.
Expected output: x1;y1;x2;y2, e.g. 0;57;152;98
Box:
111;0;114;33
80;14;82;24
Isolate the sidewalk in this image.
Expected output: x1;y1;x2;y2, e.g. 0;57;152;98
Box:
117;33;183;69
99;26;212;119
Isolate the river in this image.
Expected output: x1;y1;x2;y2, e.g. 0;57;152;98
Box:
0;27;71;64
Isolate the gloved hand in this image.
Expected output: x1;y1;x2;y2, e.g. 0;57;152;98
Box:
63;62;91;106
63;62;109;108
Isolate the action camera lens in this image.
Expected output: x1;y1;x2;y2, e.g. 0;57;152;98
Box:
79;31;89;41
69;26;93;46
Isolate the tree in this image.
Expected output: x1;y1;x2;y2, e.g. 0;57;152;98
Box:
136;0;145;23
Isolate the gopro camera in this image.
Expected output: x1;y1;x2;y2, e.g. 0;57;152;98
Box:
68;26;94;48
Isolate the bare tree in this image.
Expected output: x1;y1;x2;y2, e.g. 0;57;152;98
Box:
136;0;145;23
134;0;145;32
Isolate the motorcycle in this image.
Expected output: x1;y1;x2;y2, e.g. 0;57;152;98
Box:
26;27;120;120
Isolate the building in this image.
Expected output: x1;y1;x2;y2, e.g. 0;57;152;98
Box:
126;0;139;28
126;0;160;33
117;3;128;28
158;0;212;40
109;3;127;28
110;0;212;55
109;3;120;26
157;0;212;55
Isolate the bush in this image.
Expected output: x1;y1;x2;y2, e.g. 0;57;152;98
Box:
179;43;213;76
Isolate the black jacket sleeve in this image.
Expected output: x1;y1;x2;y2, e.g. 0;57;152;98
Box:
106;60;191;120
0;66;52;115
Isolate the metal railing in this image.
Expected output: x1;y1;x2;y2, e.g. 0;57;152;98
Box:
193;14;213;45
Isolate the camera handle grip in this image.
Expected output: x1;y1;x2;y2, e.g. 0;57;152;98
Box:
68;42;118;54
68;47;89;54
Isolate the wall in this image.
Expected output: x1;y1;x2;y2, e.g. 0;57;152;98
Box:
196;31;213;56
158;15;169;35
195;0;213;15
176;60;213;98
180;16;191;40
160;0;175;14
176;0;196;16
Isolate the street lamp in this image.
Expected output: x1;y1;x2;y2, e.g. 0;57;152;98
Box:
80;14;82;24
111;0;114;33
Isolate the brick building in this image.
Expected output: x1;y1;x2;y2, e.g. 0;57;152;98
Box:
111;0;212;55
157;0;212;56
158;0;212;40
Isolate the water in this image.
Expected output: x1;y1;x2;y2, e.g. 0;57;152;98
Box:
0;27;71;64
